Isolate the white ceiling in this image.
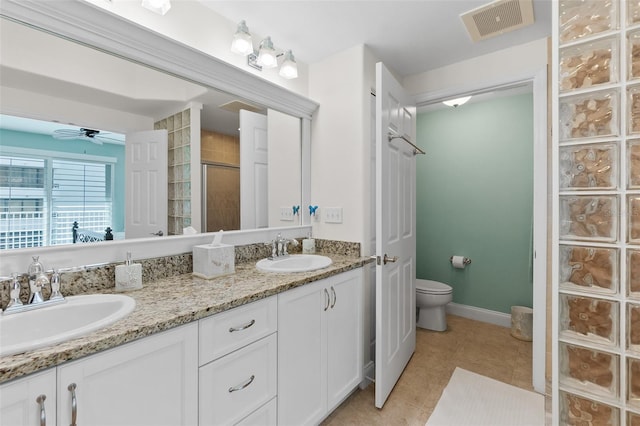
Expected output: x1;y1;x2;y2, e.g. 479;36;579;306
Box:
199;0;552;77
1;0;550;139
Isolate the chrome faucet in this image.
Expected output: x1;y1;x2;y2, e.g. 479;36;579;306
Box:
27;256;48;305
268;234;300;259
3;259;66;315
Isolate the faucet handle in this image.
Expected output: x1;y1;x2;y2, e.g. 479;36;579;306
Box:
49;270;64;301
6;273;23;310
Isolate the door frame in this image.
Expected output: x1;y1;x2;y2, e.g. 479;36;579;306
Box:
413;67;548;394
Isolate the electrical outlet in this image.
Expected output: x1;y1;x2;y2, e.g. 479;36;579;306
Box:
324;207;343;224
280;207;294;221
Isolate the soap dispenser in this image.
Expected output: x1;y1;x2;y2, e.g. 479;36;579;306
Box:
115;252;143;292
302;231;316;254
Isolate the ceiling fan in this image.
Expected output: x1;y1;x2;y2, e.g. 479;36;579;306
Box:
52;127;122;144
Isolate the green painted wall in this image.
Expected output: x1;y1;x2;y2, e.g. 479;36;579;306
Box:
0;129;126;232
416;93;534;314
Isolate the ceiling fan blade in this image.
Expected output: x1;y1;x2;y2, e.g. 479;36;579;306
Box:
94;135;123;144
53;129;84;139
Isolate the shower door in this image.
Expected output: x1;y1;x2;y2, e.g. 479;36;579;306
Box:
202;163;240;232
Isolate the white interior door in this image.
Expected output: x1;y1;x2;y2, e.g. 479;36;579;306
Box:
240;109;268;229
375;62;417;408
125;129;168;239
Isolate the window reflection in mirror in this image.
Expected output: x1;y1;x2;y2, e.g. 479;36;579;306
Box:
0;17;302;250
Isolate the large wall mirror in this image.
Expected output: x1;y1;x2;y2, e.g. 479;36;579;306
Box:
0;7;311;251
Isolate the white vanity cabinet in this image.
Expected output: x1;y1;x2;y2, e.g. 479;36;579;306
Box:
57;322;198;426
277;268;363;425
0;267;365;426
0;368;57;426
198;296;278;426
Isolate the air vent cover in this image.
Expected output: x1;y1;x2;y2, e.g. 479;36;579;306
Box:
218;100;263;114
461;0;534;42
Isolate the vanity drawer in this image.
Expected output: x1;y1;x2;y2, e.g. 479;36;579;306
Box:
199;333;277;426
235;397;277;426
199;295;277;365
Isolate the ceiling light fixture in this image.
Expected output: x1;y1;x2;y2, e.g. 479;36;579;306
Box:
230;22;299;79
230;20;253;55
141;0;171;15
442;96;472;107
279;50;298;79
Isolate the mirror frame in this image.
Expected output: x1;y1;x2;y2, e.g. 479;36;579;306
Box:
0;0;317;275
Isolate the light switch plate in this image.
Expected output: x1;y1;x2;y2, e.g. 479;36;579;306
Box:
324;207;343;223
280;207;294;221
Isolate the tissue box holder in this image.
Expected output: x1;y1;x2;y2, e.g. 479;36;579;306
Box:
193;243;235;279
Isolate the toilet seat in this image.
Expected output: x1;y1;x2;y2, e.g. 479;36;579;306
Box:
416;280;452;295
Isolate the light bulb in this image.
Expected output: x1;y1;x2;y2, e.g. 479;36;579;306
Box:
279;50;298;79
257;36;277;69
230;21;253;56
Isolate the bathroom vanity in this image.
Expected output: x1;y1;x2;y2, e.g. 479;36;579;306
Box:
0;255;366;425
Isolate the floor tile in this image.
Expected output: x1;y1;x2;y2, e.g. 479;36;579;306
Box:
321;314;534;425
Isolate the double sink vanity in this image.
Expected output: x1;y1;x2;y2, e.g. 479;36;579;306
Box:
0;248;369;425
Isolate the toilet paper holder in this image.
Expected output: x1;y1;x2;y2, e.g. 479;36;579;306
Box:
449;256;472;265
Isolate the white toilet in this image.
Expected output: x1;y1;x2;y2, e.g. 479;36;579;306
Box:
416;279;453;331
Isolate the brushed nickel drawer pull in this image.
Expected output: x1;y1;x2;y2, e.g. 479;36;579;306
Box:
324;288;330;311
228;375;255;393
330;286;336;308
68;383;77;426
36;394;46;426
229;319;256;333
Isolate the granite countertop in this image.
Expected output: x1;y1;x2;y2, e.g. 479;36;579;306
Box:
0;253;370;384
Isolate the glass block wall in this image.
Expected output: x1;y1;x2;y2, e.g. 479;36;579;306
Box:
155;108;192;235
554;1;640;424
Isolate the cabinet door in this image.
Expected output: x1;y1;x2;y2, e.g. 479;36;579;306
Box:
327;269;364;410
57;323;198;426
0;368;56;426
277;279;328;426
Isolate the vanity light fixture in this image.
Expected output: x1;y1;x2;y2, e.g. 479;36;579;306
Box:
141;0;171;15
230;22;299;79
279;50;298;79
230;20;253;55
442;96;471;107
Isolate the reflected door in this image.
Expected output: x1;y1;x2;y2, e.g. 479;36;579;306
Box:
240;110;268;229
125;130;168;238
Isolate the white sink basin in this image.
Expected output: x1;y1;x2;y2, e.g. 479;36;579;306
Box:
256;254;333;273
0;294;135;357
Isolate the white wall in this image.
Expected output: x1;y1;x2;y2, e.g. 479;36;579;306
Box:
268;109;302;227
403;38;548;98
308;44;369;244
83;0;309;96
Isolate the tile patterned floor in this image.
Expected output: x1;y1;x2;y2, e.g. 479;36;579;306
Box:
321;314;534;425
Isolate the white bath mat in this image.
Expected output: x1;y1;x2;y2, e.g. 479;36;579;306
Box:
426;367;544;426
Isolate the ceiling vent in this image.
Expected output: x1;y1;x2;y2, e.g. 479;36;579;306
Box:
461;0;535;42
218;100;263;114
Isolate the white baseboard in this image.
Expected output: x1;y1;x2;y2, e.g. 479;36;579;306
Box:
446;302;511;328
